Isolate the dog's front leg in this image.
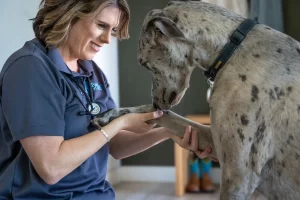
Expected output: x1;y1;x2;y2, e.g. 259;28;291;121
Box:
91;104;155;127
91;104;217;159
151;111;217;159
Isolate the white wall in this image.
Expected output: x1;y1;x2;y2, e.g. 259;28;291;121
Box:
0;0;41;68
0;1;121;185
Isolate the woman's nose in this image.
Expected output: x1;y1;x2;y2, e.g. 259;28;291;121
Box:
100;31;111;44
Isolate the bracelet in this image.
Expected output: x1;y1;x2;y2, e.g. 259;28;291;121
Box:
99;129;110;142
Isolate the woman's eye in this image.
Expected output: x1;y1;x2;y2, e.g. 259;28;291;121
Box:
112;28;117;34
98;24;106;29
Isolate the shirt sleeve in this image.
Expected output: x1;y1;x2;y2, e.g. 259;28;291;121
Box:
1;55;66;141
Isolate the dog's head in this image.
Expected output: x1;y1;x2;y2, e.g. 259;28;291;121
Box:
137;1;243;110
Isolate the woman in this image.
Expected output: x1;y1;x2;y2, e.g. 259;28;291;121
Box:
0;0;212;199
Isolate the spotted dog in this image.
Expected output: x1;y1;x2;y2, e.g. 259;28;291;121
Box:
93;1;300;199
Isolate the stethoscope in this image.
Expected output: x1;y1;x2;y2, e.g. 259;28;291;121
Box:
67;75;101;117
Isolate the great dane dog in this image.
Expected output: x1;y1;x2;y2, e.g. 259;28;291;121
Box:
92;0;300;199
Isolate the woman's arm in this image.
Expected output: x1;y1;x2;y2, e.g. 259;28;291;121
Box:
20;111;162;185
109;126;213;160
20;121;121;185
109;127;170;160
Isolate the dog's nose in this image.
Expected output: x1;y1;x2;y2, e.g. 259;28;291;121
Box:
169;91;177;104
153;102;161;110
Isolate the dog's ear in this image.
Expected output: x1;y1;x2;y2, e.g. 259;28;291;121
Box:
150;17;185;38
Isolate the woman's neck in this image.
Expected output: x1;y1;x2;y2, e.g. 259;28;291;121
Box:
57;46;79;72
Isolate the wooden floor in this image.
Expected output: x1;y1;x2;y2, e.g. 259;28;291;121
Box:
114;182;266;200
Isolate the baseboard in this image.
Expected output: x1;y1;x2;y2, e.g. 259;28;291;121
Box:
118;166;221;184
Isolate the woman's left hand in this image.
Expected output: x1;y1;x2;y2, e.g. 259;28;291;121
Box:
170;125;218;162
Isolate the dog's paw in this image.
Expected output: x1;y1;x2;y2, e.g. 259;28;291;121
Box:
90;108;131;128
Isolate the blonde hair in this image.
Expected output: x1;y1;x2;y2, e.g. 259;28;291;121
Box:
33;0;130;47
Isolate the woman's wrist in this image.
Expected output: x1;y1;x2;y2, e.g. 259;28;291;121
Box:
99;118;124;140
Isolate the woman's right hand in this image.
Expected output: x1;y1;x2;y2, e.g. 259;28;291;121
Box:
112;111;164;133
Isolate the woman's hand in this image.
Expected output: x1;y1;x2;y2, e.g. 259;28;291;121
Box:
112;111;163;133
170;125;218;162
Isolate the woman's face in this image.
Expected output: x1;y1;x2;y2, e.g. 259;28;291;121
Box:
63;6;121;61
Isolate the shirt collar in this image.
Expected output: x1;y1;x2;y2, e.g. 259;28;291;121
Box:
47;45;94;77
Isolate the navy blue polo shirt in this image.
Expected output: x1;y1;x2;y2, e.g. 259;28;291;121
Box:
0;39;116;200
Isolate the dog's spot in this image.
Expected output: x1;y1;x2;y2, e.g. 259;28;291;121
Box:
235;113;238;117
152;67;161;75
277;48;282;54
184;54;188;58
169;75;177;83
256;107;262;121
249;137;253;142
286;119;289;127
251;144;258;154
238;74;247;82
198;29;204;35
206;27;210;32
177;65;183;69
298;105;300;114
296;48;300;55
252;159;256;168
277;169;282;177
287;135;294;145
240;114;249;126
296;153;300;160
287;86;293;94
282;161;286;168
286;67;291;74
280;149;284;154
246;162;248;167
275;87;285;99
119;109;130;115
252;54;260;58
223;152;227;163
269;89;276;101
173;16;179;24
256;120;266;143
251;85;259;102
237;128;245;143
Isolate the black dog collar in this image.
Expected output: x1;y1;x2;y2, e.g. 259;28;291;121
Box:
204;19;258;82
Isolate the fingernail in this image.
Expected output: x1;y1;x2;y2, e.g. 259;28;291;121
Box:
156;111;163;116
